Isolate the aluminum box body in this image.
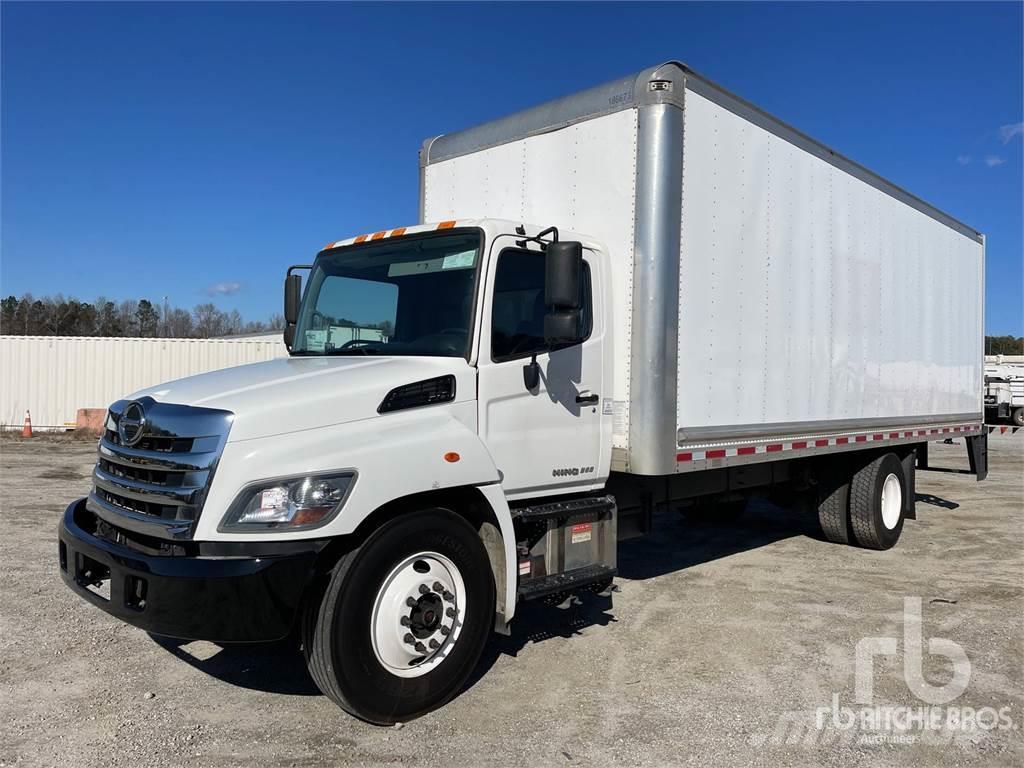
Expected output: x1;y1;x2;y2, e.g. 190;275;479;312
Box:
421;62;985;475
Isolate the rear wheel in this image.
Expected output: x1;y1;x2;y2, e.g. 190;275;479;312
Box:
816;467;851;544
303;509;494;724
849;453;906;550
1012;408;1024;427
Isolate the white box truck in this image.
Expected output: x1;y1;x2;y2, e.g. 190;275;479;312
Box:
984;356;1024;425
59;62;987;724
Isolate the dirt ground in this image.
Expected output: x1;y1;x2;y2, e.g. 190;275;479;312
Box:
1;433;1021;768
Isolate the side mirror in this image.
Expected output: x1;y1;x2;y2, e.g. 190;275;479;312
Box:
544;241;583;346
283;274;302;349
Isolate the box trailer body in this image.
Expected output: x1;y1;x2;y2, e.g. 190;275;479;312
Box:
57;61;988;725
421;61;985;477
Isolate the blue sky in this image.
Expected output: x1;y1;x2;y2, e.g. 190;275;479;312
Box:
2;1;1022;333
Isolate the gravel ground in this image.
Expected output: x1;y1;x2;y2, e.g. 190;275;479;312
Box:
1;433;1021;767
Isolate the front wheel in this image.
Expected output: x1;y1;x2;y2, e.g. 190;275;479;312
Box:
303;509;494;724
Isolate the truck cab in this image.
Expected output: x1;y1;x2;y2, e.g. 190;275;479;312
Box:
296;219;615;501
58;218;617;724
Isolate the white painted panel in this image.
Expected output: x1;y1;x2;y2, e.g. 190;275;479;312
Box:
0;336;287;429
425;109;638;448
679;90;983;433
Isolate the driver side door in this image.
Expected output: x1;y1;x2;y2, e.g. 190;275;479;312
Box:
476;237;609;499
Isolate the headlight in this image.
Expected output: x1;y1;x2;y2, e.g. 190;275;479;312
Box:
220;472;355;532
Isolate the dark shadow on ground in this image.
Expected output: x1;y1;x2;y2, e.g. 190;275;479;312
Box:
466;496;820;691
149;633;319;696
616;496;819;581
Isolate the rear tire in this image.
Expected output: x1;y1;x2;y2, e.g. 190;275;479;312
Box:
302;509;494;724
1012;408;1024;427
816;467;851;544
849;453;906;550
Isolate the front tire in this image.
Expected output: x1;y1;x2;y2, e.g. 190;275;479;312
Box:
303;509;494;724
849;453;906;550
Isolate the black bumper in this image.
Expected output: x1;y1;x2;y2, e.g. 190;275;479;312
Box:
58;498;327;643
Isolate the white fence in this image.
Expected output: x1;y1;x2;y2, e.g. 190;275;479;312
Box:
0;335;287;429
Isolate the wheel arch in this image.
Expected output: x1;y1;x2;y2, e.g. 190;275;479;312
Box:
312;483;517;628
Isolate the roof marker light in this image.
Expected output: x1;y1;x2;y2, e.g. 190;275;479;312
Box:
390;227;407;237
371;230;386;240
354;234;368;243
437;221;456;230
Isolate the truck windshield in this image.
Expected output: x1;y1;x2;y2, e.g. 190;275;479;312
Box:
292;231;481;358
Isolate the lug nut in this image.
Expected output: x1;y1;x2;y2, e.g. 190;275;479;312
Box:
414;642;427;654
439;625;450;636
404;633;415;645
400;616;411;627
429;639;440;650
418;584;430;595
442;591;454;602
406;597;417;608
445;607;456;618
433;581;445;593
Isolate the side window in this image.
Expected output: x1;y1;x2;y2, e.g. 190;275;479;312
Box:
491;248;592;362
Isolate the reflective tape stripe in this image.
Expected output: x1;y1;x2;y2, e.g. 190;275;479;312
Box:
676;424;983;463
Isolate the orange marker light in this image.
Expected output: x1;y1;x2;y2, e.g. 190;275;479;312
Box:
390;227;406;237
443;452;461;463
371;230;386;240
354;234;368;243
437;220;456;230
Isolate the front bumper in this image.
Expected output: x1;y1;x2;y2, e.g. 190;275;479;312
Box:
58;498;328;642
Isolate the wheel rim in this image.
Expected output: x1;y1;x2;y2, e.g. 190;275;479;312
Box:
370;551;466;679
880;472;902;530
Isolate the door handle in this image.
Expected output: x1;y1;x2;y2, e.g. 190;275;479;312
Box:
575;393;599;405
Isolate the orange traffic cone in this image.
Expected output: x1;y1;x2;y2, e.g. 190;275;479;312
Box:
22;410;33;438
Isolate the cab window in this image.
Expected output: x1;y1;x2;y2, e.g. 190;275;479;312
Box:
490;249;592;362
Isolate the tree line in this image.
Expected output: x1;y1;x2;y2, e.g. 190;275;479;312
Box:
986;336;1024;355
0;294;284;339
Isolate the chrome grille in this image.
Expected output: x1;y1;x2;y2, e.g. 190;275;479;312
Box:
86;397;233;540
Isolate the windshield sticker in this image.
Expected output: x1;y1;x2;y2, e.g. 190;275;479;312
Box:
387;257;445;277
441;249;476;270
304;329;327;352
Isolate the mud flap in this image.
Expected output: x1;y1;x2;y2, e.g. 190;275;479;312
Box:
901;449;917;520
966;431;988;482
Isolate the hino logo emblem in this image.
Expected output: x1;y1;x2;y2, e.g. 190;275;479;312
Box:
118;401;147;446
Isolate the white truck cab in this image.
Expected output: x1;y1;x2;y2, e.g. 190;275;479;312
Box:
59;62;987;725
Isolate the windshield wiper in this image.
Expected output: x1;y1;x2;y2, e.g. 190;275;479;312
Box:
324;346;381;356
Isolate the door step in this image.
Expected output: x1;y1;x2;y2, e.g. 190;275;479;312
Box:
511;494;616;523
517;564;617;601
